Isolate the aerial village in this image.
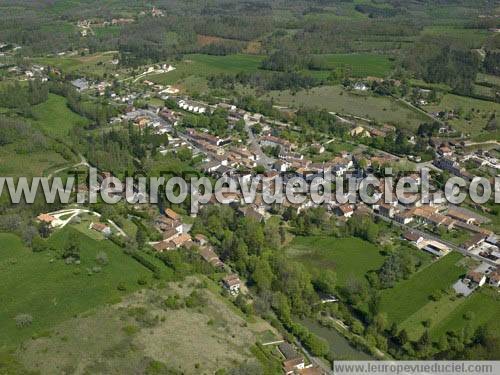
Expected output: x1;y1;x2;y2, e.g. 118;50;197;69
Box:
2;23;499;371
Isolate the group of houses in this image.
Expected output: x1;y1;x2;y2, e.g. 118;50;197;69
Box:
8;64;48;82
152;208;191;252
454;262;500;297
278;342;322;375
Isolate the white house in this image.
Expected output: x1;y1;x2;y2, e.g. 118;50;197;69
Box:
222;274;241;295
354;82;369;91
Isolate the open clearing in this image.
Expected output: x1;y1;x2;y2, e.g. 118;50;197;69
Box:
31;93;90;140
0;228;151;348
16;276;278;374
286;236;385;286
266;85;430;130
379;252;466;325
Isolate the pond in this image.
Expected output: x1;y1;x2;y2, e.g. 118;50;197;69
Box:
299;317;373;360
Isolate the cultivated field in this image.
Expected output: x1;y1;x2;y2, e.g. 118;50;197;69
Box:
286;236;386;286
149;53;264;86
311;53;394;78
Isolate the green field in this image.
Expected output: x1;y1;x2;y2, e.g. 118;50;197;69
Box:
266;85;431;129
31;93;90;140
312;53;394;78
0;229;152;348
33;52;116;78
425;93;500;139
0;94;83;177
286;236;385;286
430;287;500;339
0;143;68;178
421;26;490;49
149;53;264;86
476;73;500;87
380;252;466;325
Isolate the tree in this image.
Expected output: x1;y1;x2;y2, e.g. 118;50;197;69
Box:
251;258;273;292
398;329;409;346
38;221;51;238
416;330;431;357
373;313;388;333
22;226;38;247
485;113;497;131
389;322;398;338
312;270;336;295
136;229;146;249
63;232;80;260
351;320;364;335
304;333;330;357
31;236;48;252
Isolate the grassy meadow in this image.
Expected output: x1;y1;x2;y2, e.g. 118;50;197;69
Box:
0;228;152;348
266;85;430;130
286;236;385;287
0;94;84;177
430;287;500;339
379;252;466;325
425;93;500;139
33;52;117;78
0;144;68;178
31;93;90;140
14;276;280;374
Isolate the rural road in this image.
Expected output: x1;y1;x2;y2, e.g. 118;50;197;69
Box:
47;154;89;179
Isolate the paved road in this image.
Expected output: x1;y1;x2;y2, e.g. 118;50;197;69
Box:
244;119;275;167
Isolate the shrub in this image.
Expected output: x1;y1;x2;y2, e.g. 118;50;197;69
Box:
96;251;109;265
14;313;33;328
185;291;207;308
463;311;475;321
